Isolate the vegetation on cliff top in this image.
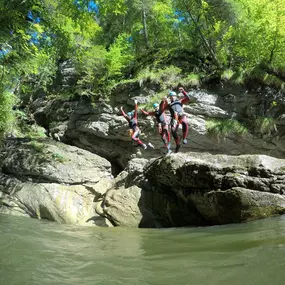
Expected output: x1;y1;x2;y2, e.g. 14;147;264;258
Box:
0;0;285;138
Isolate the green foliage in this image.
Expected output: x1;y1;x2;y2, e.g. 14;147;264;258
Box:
182;73;201;87
51;152;66;163
244;66;285;89
28;141;46;153
0;90;16;139
11;107;47;139
156;66;182;87
26;127;46;139
21;124;47;139
221;69;234;81
96;0;127;16
75;33;135;96
217;0;285;70
250;117;277;136
105;33;134;78
136;66;182;88
0;0;285;140
28;141;66;163
140;91;166;110
75;45;107;96
206;119;248;138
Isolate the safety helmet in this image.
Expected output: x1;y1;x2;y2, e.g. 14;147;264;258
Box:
168;91;177;97
153;103;159;108
127;111;133;117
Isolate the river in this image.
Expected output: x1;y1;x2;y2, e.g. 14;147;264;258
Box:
1;214;285;285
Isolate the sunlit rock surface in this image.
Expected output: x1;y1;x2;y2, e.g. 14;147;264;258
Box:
0;138;113;226
96;153;285;227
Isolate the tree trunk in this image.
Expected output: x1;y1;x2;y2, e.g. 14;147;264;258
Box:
142;3;150;49
269;3;279;64
182;0;220;67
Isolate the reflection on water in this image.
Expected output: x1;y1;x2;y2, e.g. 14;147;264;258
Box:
1;214;285;285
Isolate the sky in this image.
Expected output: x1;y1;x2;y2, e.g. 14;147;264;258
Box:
88;1;98;12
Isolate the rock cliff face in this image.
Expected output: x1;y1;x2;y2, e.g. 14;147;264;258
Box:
2;72;285;227
1;139;285;228
95;153;285;227
0;139;113;226
30;81;285;171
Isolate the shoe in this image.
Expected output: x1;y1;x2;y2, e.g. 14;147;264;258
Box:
175;144;181;153
166;149;172;155
183;139;187;144
167;142;171;150
142;144;147;150
147;142;154;149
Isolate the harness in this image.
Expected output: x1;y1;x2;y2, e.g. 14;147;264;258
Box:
154;110;165;125
169;100;183;118
169;100;184;126
129;118;137;131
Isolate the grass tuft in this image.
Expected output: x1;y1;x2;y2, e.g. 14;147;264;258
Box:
135;66;182;88
185;73;201;87
221;69;234;81
206;119;248;138
140;91;166;111
250;117;277;136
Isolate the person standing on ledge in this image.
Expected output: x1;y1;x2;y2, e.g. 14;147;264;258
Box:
141;102;171;154
162;87;197;153
121;100;154;150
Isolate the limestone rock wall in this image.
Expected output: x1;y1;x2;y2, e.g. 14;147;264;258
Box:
1;140;285;228
4;77;285;228
0;138;113;226
30;82;285;170
95;153;285;227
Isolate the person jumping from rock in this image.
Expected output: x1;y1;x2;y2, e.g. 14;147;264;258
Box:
121;100;154;150
141;102;171;154
162;87;197;153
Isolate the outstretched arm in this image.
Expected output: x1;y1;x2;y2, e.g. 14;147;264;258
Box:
141;109;155;116
161;97;169;112
134;100;138;119
120;106;129;122
179;87;197;105
179;87;188;97
141;109;149;116
159;100;164;112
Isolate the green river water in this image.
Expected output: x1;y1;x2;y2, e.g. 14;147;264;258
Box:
1;213;285;285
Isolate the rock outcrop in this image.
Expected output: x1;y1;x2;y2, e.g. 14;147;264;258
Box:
4;76;285;228
1;139;285;227
95;153;285;227
0;138;113;226
30;82;285;170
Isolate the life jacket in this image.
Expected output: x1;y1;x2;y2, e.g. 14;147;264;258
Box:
129;117;137;130
169;100;183;118
154;110;165;124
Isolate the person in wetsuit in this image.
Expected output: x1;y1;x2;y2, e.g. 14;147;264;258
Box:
121;100;154;150
162;87;197;153
141;102;171;154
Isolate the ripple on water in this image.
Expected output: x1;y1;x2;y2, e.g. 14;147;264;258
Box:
1;214;285;285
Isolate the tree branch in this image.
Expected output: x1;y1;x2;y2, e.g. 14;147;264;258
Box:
0;49;5;86
182;0;220;68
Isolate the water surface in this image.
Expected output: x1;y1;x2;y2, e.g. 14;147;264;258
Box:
1;214;285;285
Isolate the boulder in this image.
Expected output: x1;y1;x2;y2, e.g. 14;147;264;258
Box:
0;138;113;226
1;140;285;228
96;153;285;227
